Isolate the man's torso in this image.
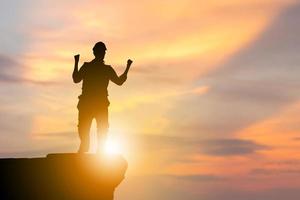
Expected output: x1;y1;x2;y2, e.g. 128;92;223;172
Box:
79;60;112;107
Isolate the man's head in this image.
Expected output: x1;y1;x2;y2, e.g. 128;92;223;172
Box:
93;42;107;60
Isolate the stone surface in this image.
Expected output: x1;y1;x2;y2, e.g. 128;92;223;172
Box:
0;153;127;200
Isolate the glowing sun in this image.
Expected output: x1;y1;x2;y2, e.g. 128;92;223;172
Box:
103;137;122;155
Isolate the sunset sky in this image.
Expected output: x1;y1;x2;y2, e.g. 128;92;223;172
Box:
1;0;300;199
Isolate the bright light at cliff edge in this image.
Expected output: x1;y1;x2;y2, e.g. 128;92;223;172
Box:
104;138;122;155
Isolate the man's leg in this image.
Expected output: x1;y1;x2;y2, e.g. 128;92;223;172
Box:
95;106;109;153
78;107;93;153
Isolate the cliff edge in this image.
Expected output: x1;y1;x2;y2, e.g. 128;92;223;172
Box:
0;153;127;200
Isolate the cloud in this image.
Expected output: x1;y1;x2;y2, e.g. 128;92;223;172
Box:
133;134;268;157
166;174;226;182
0;112;31;135
199;139;268;156
117;175;203;200
164;3;300;139
0;73;57;85
118;174;300;200
31;131;76;140
0;54;21;75
206;187;300;200
250;168;300;176
0;54;57;85
0;143;75;158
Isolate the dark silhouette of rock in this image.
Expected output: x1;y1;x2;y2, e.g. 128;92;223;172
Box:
0;153;127;200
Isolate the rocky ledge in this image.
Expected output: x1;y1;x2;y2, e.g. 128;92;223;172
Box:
0;153;127;200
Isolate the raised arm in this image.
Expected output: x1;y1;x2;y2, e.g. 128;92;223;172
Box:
72;54;82;83
110;68;127;86
110;59;133;86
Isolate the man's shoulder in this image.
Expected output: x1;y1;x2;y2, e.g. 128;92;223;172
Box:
104;64;113;71
103;64;112;68
80;62;90;68
81;61;96;69
82;61;112;71
83;61;92;66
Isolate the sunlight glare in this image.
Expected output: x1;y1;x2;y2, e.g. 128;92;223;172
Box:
104;137;122;155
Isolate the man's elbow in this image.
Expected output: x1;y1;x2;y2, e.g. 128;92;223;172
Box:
72;75;81;83
116;81;123;86
117;79;127;86
117;75;127;85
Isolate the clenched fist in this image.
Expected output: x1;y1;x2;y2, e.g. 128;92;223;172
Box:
127;59;133;66
74;54;80;63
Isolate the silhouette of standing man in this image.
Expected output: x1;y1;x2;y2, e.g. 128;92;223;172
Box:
72;42;133;153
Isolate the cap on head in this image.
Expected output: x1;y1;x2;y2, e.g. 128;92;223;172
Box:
93;41;107;52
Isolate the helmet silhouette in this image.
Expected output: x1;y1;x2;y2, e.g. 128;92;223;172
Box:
93;42;107;51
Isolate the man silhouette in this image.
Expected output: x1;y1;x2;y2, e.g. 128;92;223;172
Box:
72;42;132;153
